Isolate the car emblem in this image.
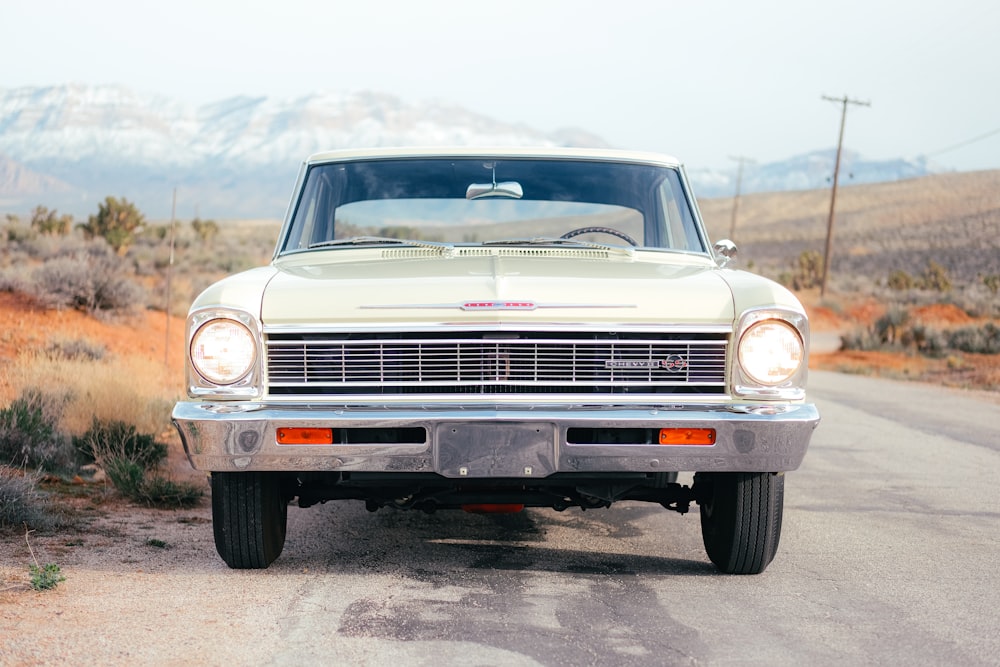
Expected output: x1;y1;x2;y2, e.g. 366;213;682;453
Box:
603;355;688;372
661;355;688;372
605;360;661;369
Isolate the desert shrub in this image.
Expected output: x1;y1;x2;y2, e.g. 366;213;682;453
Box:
0;466;57;531
919;260;952;292
903;324;948;357
781;250;823;290
75;417;201;507
884;261;953;295
103;458;147;498
29;241;145;315
842;318;998;357
0;268;28;293
29;563;66;590
946;323;1000;354
3;215;35;243
20;232;91;262
887;269;914;291
30;206;73;237
191;217;219;243
78;196;146;255
840;330;879;351
45;338;107;362
873;305;909;345
0;389;76;472
983;274;1000;295
73;418;166;469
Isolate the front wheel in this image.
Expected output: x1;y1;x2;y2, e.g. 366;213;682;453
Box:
696;472;784;575
211;472;288;569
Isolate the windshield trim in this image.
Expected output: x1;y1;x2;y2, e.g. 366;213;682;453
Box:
275;155;709;259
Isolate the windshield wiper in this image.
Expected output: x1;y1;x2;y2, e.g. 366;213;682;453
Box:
309;236;455;252
481;237;634;256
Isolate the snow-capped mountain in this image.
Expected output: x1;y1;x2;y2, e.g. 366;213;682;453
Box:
0;84;610;218
0;84;937;219
687;150;937;199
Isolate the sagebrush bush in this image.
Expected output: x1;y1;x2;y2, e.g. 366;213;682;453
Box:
0;466;57;531
0;268;27;293
73;417;167;469
0;389;76;472
45;337;107;362
74;417;202;507
946;323;1000;354
29;242;146;316
841;316;999;357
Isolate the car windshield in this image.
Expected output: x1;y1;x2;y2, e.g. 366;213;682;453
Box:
279;157;707;255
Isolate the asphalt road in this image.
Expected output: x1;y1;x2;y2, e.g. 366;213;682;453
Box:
4;370;999;665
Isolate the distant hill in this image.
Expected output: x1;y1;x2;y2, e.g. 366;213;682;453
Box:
687;150;937;199
1;84;942;219
698;169;1000;288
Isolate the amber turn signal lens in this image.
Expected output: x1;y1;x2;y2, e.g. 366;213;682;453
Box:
276;427;334;445
658;428;716;445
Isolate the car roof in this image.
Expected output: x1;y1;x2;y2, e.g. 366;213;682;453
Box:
304;146;683;168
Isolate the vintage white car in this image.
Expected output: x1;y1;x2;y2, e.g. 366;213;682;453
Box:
172;147;820;574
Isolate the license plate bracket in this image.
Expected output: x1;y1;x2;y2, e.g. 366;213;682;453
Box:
435;422;557;478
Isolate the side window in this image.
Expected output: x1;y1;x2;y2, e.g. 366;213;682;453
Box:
284;168;343;250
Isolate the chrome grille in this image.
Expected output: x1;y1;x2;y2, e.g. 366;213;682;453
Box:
266;332;728;396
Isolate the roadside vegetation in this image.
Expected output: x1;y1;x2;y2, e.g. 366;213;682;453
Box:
0;200;269;545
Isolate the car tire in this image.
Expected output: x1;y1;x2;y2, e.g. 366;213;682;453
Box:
697;471;784;575
211;472;288;569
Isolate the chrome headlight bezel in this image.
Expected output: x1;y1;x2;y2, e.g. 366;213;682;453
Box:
186;308;263;399
734;308;809;400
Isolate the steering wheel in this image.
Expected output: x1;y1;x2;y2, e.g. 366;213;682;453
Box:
560;226;638;246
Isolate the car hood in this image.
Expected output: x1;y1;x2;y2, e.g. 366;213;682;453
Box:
260;249;738;328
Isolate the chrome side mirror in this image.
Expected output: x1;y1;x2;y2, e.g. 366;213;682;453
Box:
713;239;738;267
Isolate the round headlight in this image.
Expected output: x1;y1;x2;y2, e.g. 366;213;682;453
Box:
738;320;804;386
190;319;256;385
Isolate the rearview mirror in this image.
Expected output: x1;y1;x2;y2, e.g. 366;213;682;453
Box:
466;181;523;200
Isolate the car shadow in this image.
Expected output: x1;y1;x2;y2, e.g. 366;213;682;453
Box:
275;500;717;578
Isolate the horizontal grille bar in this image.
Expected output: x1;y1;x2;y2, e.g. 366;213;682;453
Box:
266;333;728;396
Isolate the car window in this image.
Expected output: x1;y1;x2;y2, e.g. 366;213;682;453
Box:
280;158;705;254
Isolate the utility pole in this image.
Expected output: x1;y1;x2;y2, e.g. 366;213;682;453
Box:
728;155;753;240
820;94;870;296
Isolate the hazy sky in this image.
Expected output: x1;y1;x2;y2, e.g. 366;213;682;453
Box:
4;0;999;172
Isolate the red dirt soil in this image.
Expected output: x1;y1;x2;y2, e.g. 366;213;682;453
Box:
0;291;187;401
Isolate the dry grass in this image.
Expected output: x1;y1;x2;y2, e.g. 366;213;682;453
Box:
0;290;186;443
5;352;179;437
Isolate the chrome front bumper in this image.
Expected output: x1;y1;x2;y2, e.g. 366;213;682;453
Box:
172;401;820;476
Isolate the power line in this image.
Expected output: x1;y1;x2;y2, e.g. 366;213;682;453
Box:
927;126;1000;158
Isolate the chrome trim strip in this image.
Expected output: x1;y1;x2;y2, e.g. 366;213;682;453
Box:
360;301;637;310
262;324;735;335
